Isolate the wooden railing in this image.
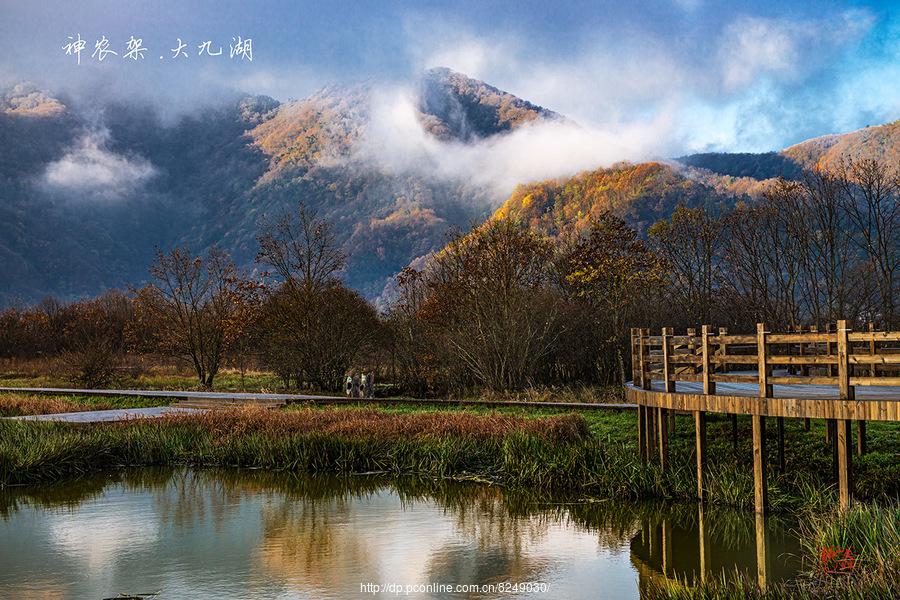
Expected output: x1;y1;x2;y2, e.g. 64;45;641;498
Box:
630;321;900;395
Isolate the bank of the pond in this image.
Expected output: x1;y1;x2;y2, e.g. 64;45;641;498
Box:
1;405;899;515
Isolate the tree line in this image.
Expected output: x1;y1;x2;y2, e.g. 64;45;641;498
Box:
0;157;897;393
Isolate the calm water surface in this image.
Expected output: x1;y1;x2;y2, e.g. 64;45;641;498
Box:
0;470;803;599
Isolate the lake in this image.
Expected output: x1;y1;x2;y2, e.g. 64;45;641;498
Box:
0;469;803;599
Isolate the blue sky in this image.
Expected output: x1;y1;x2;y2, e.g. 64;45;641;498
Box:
1;0;898;154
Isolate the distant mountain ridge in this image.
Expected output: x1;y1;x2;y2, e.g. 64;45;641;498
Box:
0;70;896;306
0;69;558;305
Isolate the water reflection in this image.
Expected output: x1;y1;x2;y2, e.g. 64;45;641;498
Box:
0;470;802;599
630;504;802;595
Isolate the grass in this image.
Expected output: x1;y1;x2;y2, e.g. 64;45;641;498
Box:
0;406;590;487
0;359;290;393
2;401;898;511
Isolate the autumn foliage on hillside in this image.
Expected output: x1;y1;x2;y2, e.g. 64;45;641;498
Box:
493;162;733;236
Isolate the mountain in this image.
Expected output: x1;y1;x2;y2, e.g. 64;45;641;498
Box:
492;119;900;239
781;120;900;171
492;162;736;237
0;70;895;307
678;120;900;180
0;69;558;306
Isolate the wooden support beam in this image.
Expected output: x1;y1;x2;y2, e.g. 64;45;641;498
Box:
777;417;785;473
698;505;708;584
669;409;676;435
661;517;673;576
837;418;853;510
731;414;738;453
658;407;669;472
755;511;769;591
752;414;768;515
829;419;838;481
803;418;810;431
857;420;867;456
695;410;707;502
637;405;644;463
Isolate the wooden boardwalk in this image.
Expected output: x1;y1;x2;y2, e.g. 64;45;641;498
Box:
627;321;900;515
0;386;636;412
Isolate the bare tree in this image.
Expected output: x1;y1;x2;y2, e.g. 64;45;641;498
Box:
133;246;250;387
423;220;563;391
838;158;900;327
648;205;722;325
257;203;347;292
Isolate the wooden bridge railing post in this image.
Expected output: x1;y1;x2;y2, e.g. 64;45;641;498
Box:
858;322;874;456
701;325;715;395
640;328;652;391
753;322;770;515
662;327;675;393
836;319;854;510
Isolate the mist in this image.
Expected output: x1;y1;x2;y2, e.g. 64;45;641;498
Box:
354;84;670;201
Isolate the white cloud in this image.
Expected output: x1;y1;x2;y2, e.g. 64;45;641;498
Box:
353;85;670;200
399;8;885;155
719;17;806;90
42;128;155;198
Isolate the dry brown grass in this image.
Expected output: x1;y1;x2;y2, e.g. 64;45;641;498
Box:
0;394;111;417
155;405;590;443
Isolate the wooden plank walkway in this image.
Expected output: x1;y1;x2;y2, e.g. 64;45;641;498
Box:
6;406;205;423
630;321;900;517
0;387;636;412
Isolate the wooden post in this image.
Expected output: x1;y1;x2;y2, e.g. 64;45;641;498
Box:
639;328;651;390
754;322;770;515
837;418;853;511
701;325;715;395
718;326;728;376
804;418;810;431
755;511;769;591
858;321;874;456
662;327;675;393
829;419;838;481
732;415;739;453
658;407;669;472
698;504;708;584
752;414;768;515
798;324;809;377
630;328;639;384
695;410;707;502
777;417;785;474
637;405;644;463
661;517;673;576
836;319;854;507
837;320;854;401
868;322;876;378
757;323;772;397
